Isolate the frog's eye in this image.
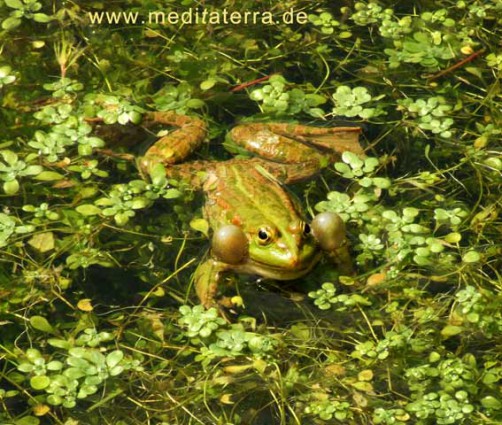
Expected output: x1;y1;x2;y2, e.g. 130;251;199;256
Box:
257;227;274;244
302;222;311;235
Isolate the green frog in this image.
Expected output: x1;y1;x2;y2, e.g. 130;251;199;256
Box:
140;112;363;310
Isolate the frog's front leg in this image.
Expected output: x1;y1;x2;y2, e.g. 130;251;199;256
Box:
194;259;235;310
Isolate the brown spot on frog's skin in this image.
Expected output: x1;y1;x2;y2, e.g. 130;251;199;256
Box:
231;215;242;226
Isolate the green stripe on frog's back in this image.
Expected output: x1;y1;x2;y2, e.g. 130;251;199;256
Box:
205;160;304;232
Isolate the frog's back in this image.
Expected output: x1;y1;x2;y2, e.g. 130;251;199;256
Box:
203;159;304;233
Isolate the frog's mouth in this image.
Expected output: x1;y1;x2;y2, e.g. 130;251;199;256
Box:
235;253;322;281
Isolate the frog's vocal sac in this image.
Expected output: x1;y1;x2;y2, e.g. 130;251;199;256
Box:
139;112;363;311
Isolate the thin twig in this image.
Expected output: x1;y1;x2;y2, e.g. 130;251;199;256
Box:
230;73;277;92
426;49;485;81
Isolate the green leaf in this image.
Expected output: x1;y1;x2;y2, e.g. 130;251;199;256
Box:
482;372;499;385
149;163;167;186
118;112;130;125
1;150;18;164
84;376;103;386
359;177;373;187
481;396;502;410
109;365;124;376
352;381;373;392
46;394;63;406
289;323;310;340
78;144;93;156
5;0;24;8
114;212;130;226
30;375;51;390
80;384;99;396
414;254;431;266
14;416;40;425
190;218;209;236
15;224;35;233
163;188;182;199
22;165;44;176
429;352;441;362
129;110;142;124
2;16;22;30
33;13;52;23
68;347;87;358
342;151;364;169
200;78;216;90
444;232;461;243
372;177;391;189
64;367;86;380
28;232;55;253
407;224;427;233
30;315;55;333
185;98;205;109
334;162;352;176
95;197;114;207
305;93;326;106
462;250;480;263
130;198;149;209
1;75;16;85
3;179;20;195
428;240;444;253
26;348;42;361
34;171;63;181
48;338;72;349
106;350;124;369
441;325;463;338
17;362;35;373
403;207;419;218
76;204;102;216
47;360;64;371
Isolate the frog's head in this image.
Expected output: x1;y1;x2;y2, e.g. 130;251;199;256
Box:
211;212;346;280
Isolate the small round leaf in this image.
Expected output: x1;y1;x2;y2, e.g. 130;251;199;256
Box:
30;375;51;390
30;315;54;333
462;250;480;263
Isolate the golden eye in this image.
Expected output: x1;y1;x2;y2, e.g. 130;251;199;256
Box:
257;227;274;244
258;229;269;241
302;222;311;235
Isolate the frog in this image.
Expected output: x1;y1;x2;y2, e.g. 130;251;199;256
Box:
139;111;363;311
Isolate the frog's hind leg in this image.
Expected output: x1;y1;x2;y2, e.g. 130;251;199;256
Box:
139;111;207;173
227;123;363;183
227;123;327;167
261;123;364;156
